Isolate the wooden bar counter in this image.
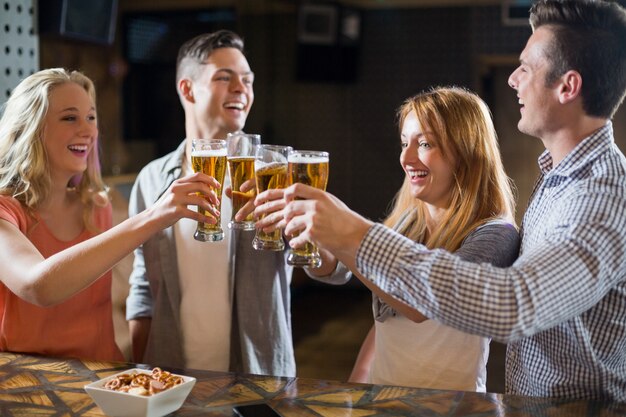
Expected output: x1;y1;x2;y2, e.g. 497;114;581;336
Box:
0;352;624;416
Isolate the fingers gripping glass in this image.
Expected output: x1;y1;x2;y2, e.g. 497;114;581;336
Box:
191;139;227;242
252;144;292;251
286;150;329;268
226;132;261;231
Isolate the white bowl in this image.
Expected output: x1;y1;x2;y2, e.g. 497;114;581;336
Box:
84;368;196;417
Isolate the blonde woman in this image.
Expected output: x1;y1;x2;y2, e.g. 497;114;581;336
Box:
255;87;520;391
0;68;219;361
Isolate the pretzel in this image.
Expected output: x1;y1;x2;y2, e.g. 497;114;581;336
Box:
103;368;184;396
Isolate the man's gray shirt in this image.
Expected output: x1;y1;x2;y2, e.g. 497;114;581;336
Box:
126;141;296;376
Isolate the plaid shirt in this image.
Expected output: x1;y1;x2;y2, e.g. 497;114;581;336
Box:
356;123;626;402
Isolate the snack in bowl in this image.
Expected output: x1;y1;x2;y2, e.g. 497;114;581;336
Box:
104;367;184;396
84;367;196;417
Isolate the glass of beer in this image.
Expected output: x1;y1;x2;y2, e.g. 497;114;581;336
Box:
252;144;292;251
227;132;261;231
191;138;228;242
286;150;329;267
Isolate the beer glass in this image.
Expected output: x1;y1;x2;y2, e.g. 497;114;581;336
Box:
252;144;292;251
226;132;261;231
191;139;228;242
286;150;329;267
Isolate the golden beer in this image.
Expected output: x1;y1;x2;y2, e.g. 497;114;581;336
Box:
252;162;288;250
287;151;329;267
288;157;329;189
227;156;256;228
191;139;227;242
252;144;292;251
226;132;260;230
256;162;289;191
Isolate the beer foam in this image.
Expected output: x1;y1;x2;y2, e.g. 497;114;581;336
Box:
227;155;256;161
191;149;227;157
255;161;285;170
288;155;329;163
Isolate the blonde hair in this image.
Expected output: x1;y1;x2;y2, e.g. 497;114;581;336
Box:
0;68;109;231
384;86;516;251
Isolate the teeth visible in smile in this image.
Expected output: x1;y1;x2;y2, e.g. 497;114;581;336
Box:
224;102;244;110
68;145;88;152
408;170;427;179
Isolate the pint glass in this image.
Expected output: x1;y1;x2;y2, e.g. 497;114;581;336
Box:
226;132;261;230
252;144;292;251
286;150;329;267
191;139;227;242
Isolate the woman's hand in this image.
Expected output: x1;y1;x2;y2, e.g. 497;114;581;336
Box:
151;172;222;227
0;172;227;307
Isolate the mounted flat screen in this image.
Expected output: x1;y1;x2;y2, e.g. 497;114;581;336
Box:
38;0;118;45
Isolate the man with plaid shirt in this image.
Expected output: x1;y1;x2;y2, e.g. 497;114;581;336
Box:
270;0;626;402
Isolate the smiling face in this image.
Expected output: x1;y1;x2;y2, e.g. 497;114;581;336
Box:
400;110;456;209
185;47;254;139
42;82;97;183
508;26;562;139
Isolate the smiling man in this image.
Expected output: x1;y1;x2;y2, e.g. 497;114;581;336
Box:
126;30;296;377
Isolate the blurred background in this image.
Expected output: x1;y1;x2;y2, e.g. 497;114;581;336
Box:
2;0;625;390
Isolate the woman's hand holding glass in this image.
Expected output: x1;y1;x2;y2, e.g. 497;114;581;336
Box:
152;172;222;229
190;138;228;242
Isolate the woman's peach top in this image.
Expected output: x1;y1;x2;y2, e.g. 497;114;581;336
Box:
0;196;123;361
